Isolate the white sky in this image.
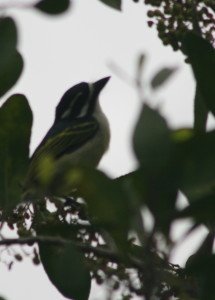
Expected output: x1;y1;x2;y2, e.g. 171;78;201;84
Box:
0;0;209;299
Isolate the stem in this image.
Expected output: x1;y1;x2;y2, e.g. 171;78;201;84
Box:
192;3;201;36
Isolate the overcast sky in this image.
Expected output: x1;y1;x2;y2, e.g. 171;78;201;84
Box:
0;1;208;299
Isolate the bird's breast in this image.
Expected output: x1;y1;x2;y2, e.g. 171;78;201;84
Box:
57;108;110;169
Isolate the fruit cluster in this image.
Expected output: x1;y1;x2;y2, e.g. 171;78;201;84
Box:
134;0;215;51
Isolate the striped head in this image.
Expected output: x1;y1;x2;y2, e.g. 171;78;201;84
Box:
55;77;110;122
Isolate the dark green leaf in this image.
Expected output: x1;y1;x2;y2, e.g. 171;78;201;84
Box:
186;232;214;270
186;254;215;300
35;0;70;15
98;0;121;10
178;194;215;224
133;105;178;233
182;33;215;116
171;128;194;143
0;94;32;212
177;130;215;199
0;17;17;55
40;242;91;300
194;86;208;133
0;51;24;98
115;170;146;245
0;17;22;98
133;104;173;171
150;67;177;89
67;168;130;250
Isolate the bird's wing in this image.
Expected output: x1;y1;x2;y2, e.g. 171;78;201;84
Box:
30;118;99;164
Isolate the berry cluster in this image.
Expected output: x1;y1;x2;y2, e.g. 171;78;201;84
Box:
134;0;215;50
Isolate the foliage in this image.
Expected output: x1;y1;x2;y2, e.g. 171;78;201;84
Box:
0;1;214;300
99;0;121;10
0;17;23;97
35;0;71;15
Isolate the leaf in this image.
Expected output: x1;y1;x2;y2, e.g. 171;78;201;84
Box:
115;170;146;245
150;67;177;89
35;0;71;15
67;168;130;251
133;105;178;233
177;130;215;199
186;254;215;300
133;104;173;171
0;17;23;98
0;51;24;98
98;0;121;11
171;128;194;143
186;232;214;270
0;17;17;55
182;33;215;116
193;86;208;133
178;194;215;225
0;94;33;212
39;242;91;300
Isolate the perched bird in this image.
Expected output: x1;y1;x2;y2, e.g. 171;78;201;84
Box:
24;77;110;197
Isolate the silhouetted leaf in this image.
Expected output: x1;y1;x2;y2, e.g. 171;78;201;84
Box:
35;0;70;15
68;168;130;251
115;170;146;244
182;33;215;116
0;51;24;98
178;193;215;225
0;17;23;98
0;94;32;212
133;105;178;233
133;104;173;172
186;254;215;300
186;232;214;270
0;17;17;54
171;128;194;143
150;67;177;89
194;86;208;133
177;130;215;199
40;242;91;300
98;0;121;10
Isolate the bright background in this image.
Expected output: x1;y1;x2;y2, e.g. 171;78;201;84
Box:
0;0;208;299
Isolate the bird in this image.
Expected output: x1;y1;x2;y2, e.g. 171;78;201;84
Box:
23;77;110;198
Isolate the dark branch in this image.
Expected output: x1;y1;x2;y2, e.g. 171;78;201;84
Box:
0;236;145;270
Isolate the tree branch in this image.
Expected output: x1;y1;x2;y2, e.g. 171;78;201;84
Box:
0;236;66;246
0;236;148;270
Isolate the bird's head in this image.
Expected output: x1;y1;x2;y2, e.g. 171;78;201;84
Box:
55;76;110;122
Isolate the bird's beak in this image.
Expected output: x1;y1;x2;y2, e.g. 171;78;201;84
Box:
93;76;110;96
87;77;110;115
